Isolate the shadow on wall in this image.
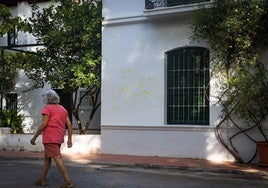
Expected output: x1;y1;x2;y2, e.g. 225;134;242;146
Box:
15;70;50;133
205;129;235;162
206;117;267;164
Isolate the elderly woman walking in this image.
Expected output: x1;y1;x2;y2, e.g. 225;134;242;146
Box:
30;89;74;188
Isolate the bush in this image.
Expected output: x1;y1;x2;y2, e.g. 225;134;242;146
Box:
0;109;24;133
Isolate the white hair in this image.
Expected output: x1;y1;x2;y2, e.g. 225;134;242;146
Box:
42;89;60;104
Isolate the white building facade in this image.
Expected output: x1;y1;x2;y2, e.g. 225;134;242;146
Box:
101;0;268;162
1;0;267;162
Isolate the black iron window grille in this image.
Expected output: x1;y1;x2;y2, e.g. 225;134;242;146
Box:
167;47;210;125
6;93;18;114
145;0;210;10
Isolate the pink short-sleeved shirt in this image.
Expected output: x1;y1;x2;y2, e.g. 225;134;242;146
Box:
42;104;68;144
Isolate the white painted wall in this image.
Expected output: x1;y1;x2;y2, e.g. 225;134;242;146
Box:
101;0;268;162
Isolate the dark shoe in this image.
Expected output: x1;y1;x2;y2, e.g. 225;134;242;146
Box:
59;181;74;188
35;179;48;186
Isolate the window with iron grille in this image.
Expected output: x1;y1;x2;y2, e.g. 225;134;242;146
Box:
6;93;18;114
167;47;209;125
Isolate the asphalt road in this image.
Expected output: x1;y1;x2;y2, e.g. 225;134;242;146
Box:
0;159;268;188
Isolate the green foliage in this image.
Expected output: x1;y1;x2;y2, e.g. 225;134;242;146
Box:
191;0;268;125
191;0;268;162
0;109;24;134
2;52;22;92
0;4;21;94
21;0;102;91
0;4;21;36
192;0;268;70
225;63;268;124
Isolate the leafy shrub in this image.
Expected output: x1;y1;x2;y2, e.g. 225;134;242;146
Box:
0;109;24;133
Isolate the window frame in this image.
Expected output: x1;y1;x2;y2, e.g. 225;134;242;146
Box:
166;47;210;125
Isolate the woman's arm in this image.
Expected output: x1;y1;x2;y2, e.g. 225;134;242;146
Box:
66;116;73;148
30;115;49;145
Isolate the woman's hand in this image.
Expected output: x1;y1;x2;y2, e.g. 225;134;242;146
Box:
67;140;73;148
30;137;36;145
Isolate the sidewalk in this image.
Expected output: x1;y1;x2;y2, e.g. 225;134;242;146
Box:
0;151;268;177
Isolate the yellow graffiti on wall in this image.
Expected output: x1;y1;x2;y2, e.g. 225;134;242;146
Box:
112;69;161;114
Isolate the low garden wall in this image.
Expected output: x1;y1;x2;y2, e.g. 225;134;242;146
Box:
0;130;101;154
